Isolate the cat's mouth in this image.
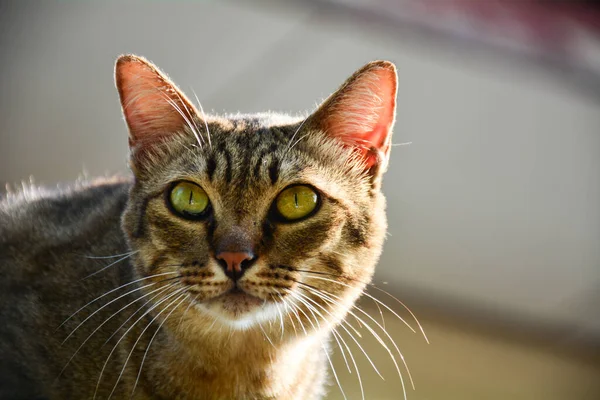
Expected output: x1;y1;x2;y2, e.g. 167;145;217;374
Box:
201;285;265;320
228;286;249;295
219;286;264;304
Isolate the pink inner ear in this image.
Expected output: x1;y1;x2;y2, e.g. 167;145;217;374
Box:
322;65;397;169
116;57;196;150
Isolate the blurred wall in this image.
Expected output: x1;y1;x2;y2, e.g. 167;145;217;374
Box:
1;0;599;340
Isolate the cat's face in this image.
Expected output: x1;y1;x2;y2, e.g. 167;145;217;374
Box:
117;55;396;335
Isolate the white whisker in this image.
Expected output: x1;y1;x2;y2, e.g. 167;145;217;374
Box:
161;95;203;148
130;293;189;398
286;298;308;337
176;294;198;332
292;290;384;380
83;251;137;280
55;283;175;382
273;298;286;340
257;322;276;349
83;250;137;260
331;327;352;374
369;284;430;344
304;274;417;334
94;287;186;400
302;284;413;397
62;280;168;344
102;283;177;346
291;292;347;400
288;290;350;374
300;269;429;343
283;116;309;159
170;88;205;147
335;326;366;400
278;295;298;337
56;271;179;331
192;88;212;150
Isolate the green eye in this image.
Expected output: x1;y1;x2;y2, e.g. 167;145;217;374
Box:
169;181;210;218
275;185;319;221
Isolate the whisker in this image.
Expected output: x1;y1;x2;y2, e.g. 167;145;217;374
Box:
331;327;352;374
108;291;187;399
282;116;310;162
82;250;138;260
273;298;286;340
301;273;417;334
285;117;308;153
290;292;347;400
300;283;413;396
322;340;348;400
207;314;219;332
176;294;199;332
257;322;276;349
287;132;311;153
290;292;321;332
367;285;430;345
170;88;205;147
373;298;386;330
334;326;366;400
285;298;308;337
277;295;298;338
130;293;189;398
291;289;384;380
287;290;350;374
285;287;366;400
161;95;203;148
57;270;181;331
102;283;179;346
191;88;212;150
54;283;176;383
295;268;428;343
61;277;179;344
82;252;137;280
93;287;186;400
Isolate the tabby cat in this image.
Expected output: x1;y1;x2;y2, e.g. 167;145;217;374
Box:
0;55;397;399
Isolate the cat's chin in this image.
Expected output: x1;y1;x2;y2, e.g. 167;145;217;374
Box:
199;288;276;329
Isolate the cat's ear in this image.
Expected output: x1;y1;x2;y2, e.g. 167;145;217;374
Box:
308;60;397;174
115;54;199;155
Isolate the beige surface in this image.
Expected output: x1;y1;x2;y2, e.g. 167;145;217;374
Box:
325;303;600;400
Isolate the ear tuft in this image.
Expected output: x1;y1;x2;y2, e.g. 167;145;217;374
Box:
309;60;397;172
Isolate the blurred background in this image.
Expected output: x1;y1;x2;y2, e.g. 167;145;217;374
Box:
1;0;599;399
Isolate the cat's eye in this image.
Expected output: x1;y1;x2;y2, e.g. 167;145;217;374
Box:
168;181;210;219
274;185;319;221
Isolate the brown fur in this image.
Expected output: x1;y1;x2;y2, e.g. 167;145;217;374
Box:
0;55;397;399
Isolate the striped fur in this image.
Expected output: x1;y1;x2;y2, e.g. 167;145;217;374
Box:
0;55;396;399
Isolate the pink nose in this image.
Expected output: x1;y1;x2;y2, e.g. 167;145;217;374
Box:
215;251;255;281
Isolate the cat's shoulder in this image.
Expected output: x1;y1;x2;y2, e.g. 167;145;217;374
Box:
0;176;132;241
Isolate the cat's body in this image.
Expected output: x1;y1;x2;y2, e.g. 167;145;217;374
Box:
0;56;397;399
0;178;327;400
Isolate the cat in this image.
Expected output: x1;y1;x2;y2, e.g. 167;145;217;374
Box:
0;54;397;400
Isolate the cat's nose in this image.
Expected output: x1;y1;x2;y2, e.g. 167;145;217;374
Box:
215;251;256;281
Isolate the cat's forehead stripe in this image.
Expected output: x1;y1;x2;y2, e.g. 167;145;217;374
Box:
222;148;233;184
202;127;290;187
206;156;217;181
267;158;279;185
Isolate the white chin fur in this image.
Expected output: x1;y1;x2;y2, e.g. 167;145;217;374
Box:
196;302;281;331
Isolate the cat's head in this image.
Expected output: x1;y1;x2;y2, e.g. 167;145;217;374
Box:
117;55;396;336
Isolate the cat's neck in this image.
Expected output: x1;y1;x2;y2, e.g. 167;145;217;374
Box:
134;320;329;399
